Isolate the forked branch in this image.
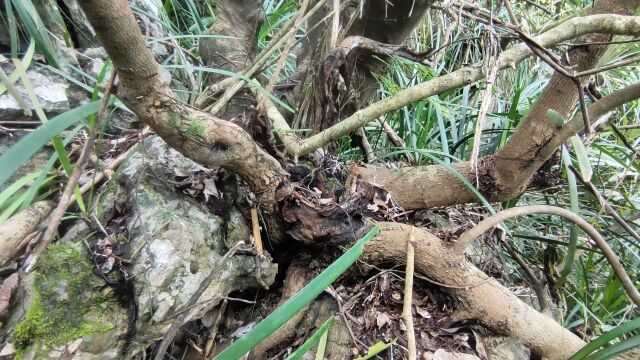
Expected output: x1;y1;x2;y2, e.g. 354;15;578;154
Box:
266;14;640;158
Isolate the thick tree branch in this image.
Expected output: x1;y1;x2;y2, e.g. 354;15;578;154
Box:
76;0;289;205
354;82;640;210
290;13;640;156
363;223;586;359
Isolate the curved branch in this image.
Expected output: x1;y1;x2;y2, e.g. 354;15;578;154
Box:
353;81;640;210
363;223;586;359
76;0;289;205
272;14;640;157
454;205;640;305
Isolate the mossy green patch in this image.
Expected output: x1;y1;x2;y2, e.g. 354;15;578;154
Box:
13;243;115;351
184;118;206;140
167;113;180;129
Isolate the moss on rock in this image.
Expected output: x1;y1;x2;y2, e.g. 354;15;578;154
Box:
13;243;122;357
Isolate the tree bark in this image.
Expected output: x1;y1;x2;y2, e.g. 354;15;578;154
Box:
200;0;264;118
362;223;586;359
354;0;640;210
76;0;289;206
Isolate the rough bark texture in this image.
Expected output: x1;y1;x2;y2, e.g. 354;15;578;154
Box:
362;223;586;359
200;0;264;118
76;0;289;206
0;201;53;264
354;0;640;210
293;0;435;132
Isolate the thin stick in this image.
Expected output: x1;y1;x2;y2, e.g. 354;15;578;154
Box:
470;62;498;172
330;0;340;49
250;208;264;256
378;118;414;163
23;72;117;273
403;229;417;360
454;205;640;305
153;241;244;360
498;230;549;313
503;0;521;27
257;0;310;110
205;0;328;114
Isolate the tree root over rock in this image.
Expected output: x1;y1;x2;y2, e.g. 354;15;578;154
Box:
361;222;586;360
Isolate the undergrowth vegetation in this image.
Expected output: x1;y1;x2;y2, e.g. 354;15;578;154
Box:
0;0;638;358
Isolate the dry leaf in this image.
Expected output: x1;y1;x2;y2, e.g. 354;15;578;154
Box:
376;312;391;328
415;306;431;319
203;178;220;201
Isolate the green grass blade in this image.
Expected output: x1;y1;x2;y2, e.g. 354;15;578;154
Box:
213;226;380;360
433;100;451;164
0;39;36;94
583;335;640;360
10;0;60;67
355;340;396;360
3;0;18;58
0;67;32;116
559;145;580;285
18;125;83;214
184;0;204;33
314;323;329;360
285;316;334;360
12;58;86;212
0;171;39;210
569;317;640;359
570;135;593;182
0;101;101;189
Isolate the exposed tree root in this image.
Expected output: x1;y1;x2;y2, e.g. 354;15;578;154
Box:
361;222;586;359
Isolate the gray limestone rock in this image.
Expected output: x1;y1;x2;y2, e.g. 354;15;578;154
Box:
118;136;277;352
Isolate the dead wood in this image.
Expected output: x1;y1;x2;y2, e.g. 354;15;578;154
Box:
0;273;19;320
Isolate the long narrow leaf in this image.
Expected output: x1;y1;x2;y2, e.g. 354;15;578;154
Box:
314;324;329;360
285;316;334;360
0;171;39;210
13;58;86;212
355;340;396;360
0;40;35;95
10;0;60;67
559;145;580;285
583;335;640;360
570;135;593;182
0;101;101;189
4;0;18;58
213;226;380;360
569;317;640;359
18;125;83;214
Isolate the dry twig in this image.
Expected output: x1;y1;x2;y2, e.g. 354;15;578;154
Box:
23;72;117;273
403;229;417;360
